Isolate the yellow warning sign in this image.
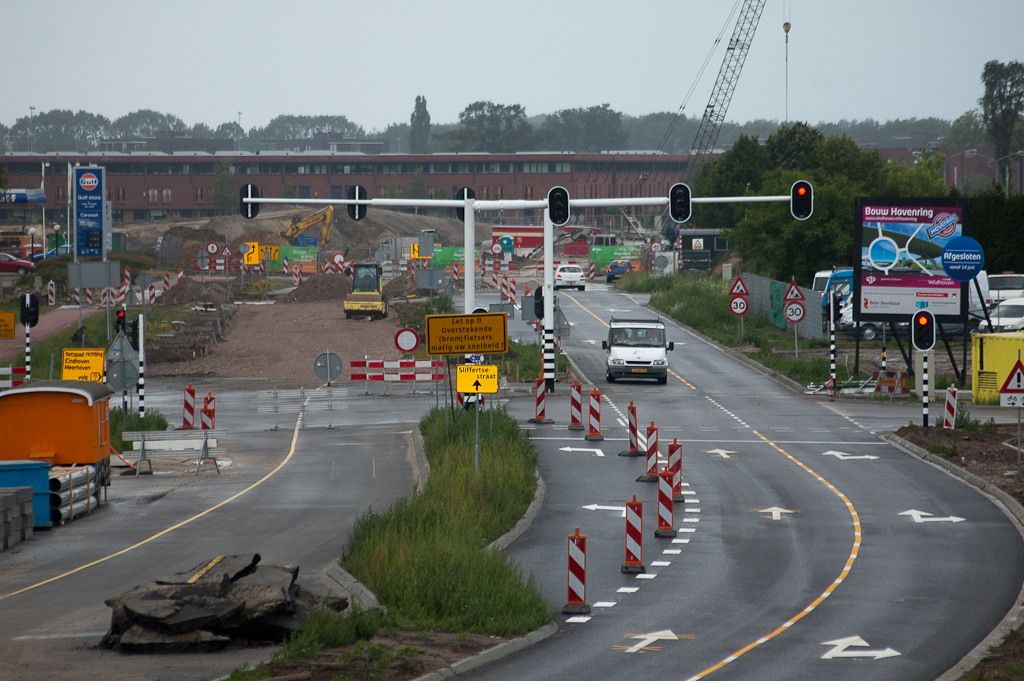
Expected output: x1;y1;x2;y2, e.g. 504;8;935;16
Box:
243;242;260;266
457;365;498;393
259;245;280;261
0;312;14;340
425;312;508;356
61;349;106;382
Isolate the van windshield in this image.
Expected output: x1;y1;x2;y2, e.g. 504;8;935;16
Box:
990;275;1024;290
610;327;665;347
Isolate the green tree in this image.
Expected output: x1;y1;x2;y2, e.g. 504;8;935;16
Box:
448;102;543;153
880;149;950;197
109;109;187;138
544;104;627;152
980;60;1024;183
691;134;770;230
212;161;238;215
970;188;1024;273
765;122;824;171
410;168;426;199
813;135;885;192
409;96;431;154
944;109;988;147
9;109;110;152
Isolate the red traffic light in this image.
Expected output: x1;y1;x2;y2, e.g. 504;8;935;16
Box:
911;310;935;351
796;186;807;196
790;180;813;220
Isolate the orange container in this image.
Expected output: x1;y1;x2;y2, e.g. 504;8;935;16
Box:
0;381;114;465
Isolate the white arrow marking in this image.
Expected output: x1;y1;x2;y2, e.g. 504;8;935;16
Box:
625;629;682;653
823;450;879;460
821;635;901;660
756;507;795;520
560;446;605;457
583;339;602;344
583;504;627;517
705;449;737;458
899;509;966;523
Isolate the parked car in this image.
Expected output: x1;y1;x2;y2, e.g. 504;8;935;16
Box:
978;298;1024;333
606;260;633;282
0;252;34;275
32;244;74;261
554;265;585;291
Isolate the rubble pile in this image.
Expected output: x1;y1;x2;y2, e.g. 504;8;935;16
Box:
101;554;344;653
277;273;353;304
160;278;234;306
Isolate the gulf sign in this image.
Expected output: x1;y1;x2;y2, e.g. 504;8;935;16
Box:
78;172;100;192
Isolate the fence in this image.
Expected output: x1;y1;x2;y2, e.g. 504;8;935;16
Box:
741;271;823;341
257;387;350;430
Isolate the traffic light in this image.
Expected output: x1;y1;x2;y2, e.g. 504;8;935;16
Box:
19;293;38;328
790;180;813;220
911;310;936;351
347;185;368;220
456;187;475;222
239;184;260;219
547;186;570;226
127;320;139;351
116;309;126;334
534;287;544;320
668;183;691;223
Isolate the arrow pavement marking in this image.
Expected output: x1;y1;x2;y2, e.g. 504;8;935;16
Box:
821;636;901;660
583;504;627;517
899;509;966;523
560;446;605;457
753;507;796;520
617;629;692;653
823;450;879;460
705;448;738;458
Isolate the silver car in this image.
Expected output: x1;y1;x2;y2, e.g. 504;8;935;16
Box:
554;265;585;291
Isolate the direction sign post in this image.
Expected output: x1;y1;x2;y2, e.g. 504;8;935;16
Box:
729;276;749;342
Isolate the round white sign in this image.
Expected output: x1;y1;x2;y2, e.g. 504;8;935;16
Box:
784;301;806;324
206;242;220;255
650;241;663;252
395;327;420;353
729;296;748;316
490;242;503;255
333;253;346;265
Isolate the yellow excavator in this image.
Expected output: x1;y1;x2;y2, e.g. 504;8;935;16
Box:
344;262;389;320
282;206;334;247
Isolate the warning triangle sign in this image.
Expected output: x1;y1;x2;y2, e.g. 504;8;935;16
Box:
220;245;233;257
729;276;749;296
784;280;805;301
999;359;1024;394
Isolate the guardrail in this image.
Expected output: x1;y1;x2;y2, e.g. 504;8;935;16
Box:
257;387;349;429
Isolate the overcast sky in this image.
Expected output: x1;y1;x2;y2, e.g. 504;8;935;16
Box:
3;0;1023;135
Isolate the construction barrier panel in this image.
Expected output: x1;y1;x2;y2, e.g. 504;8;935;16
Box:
529;377;552;424
182;384;196;429
944;387;958;428
620;401;641;457
585;388;603;441
568;382;583;431
668;438;683;501
563;527;590;614
622;495;645;573
639;422;659;482
655;465;677;538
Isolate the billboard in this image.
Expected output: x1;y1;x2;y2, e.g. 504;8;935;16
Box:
74;166;105;258
0;188;46;204
853;198;970;323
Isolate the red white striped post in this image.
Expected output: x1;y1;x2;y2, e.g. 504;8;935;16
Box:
148;284;156;304
655;465;677;538
47;280;55;305
163;271;171;292
668;438;684;501
200;406;215;430
452;262;460;282
86;288;93;305
73;288;81;306
501;275;509;300
528;377;553;423
943;387;958;429
203;392;216;419
639;422;659;482
622;495;645;573
563;527;590;614
282;257;290;273
510;278;518;306
619;400;641;456
292;266;302;286
177;268;184;283
491;269;499;290
585;388;603;441
568;382;584;430
588;261;595;281
182;383;196;429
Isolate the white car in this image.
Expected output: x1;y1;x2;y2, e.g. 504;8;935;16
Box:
978;298;1024;333
554;265;585;291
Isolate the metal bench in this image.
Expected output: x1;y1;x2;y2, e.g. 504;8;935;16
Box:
121;429;225;475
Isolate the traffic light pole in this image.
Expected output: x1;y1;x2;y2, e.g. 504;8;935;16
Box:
543;209;555;391
464;200;476;314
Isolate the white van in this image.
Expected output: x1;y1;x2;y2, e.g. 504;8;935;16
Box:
602;316;674;384
988;273;1024;303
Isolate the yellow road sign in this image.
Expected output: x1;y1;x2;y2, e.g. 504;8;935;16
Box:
243;242;260;266
259;245;280;261
425;312;508;356
0;312;14;340
61;348;106;382
457;365;499;393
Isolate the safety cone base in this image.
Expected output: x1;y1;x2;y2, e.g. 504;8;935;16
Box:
621;564;646;574
584;434;604;441
528;417;554;424
655;528;678;538
618;449;643;457
636;474;658;482
673;494;686;502
568;424;584;431
562;603;592;615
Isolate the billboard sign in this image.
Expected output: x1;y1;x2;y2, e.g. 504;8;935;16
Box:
853;198;969;323
74;166;105;258
0;188;46;204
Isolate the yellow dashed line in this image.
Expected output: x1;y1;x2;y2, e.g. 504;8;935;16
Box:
684;430;862;681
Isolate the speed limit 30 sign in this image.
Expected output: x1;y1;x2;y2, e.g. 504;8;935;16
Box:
784;301;806;324
729;296;748;316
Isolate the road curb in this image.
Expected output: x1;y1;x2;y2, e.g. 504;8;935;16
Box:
412;622;559;681
884;433;1024;681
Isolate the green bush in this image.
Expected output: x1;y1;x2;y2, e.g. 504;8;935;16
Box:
109;408;168;452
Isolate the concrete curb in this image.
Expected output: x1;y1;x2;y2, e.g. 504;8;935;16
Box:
884;433;1024;681
488;470;546;552
412;622;559;681
326;562;386;614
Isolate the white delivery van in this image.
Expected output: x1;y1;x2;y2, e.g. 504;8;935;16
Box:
602;316;674;384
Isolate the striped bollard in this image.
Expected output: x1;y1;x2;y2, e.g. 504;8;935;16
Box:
622;496;645;573
501;275;509;300
74;288;81;306
585;388;603;441
148;285;156;304
588;262;595;281
568;382;583;430
528;377;553;424
638;422;659;482
943;386;958;429
563;527;590;614
655;466;677;538
282;257;289;274
292;266;301;286
491;269;499;290
47;280;56;305
183;384;196;429
619;401;641;456
200;406;215;430
177;268;184;283
668;438;684;501
86;288;93;305
164;271;171;292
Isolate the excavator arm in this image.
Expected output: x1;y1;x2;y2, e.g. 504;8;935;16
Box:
282;206;333;245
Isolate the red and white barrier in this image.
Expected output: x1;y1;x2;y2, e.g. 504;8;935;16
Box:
640;422;659;481
623;495;645;573
491;269;499;290
668;438;683;501
0;366;27;388
510;278;518;306
349;359;445;382
588;262;595;281
944;387;958;429
585;388;603;441
528;377;553;423
656;466;677;538
292;266;302;286
563;527;590;614
163;272;171;292
47;280;56;305
177;268;184;284
200;406;215;430
501;275;509;300
86;288;94;305
73;288;80;306
147;285;157;304
620;401;641;457
203;392;216;417
282;257;290;273
452;263;460;282
568;382;583;431
183;384;196;429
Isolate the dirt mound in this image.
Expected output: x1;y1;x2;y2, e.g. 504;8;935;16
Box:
161;278;235;306
276;273;352;304
383;275;417;299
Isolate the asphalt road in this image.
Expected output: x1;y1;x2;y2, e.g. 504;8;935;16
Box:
460;282;1024;681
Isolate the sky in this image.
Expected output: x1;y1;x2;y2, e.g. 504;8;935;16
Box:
3;0;1023;136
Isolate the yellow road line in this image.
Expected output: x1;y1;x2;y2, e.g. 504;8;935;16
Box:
0;411;306;602
186;555;225;584
684;431;862;680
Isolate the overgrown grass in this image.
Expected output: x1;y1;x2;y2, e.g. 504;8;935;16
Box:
494;338;568;382
109;407;168;452
340;407;550;636
274;606;382;660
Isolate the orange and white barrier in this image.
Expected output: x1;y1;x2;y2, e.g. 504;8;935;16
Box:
177;268;184;283
452;262;460;282
200;406;215;430
655;465;677;538
500;275;509;300
182;384;196;429
528;377;553;423
0;366;27;388
563;527;590;614
163;272;171;292
640;422;659;481
944;387;958;429
623;496;645;573
668;438;683;501
620;401;641;457
568;382;583;431
510;278;518;306
47;280;56;305
588;262;595;281
349;359;445;382
292;266;302;286
585;388;603;441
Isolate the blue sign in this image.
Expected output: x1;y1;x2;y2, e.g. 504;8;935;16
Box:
74;166;105;258
941;236;984;282
0;188;46;204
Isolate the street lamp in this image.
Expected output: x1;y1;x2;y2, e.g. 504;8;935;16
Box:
994;151;1024;196
943;148;976;189
28;227;36;259
28;106;35;152
41;162;49;252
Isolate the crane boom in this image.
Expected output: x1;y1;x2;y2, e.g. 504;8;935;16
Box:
683;0;765;183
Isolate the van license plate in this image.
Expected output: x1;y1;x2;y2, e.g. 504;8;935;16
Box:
631;368;647;373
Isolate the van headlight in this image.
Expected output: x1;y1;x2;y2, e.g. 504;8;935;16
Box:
652;359;667;366
610;358;625;365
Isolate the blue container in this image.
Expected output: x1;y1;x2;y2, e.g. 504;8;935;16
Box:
0;460;52;528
